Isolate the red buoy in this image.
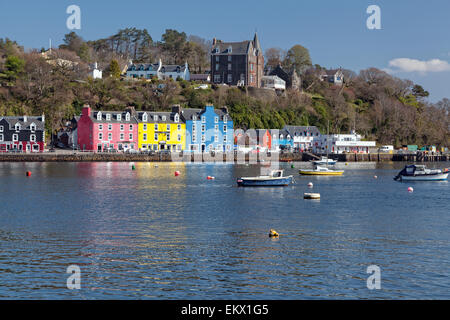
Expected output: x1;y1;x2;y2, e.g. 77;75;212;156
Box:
26;171;31;177
174;171;180;176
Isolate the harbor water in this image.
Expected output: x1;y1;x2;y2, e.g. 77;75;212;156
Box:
0;161;449;299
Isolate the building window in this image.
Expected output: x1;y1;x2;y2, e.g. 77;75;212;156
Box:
223;125;227;132
12;134;18;141
215;125;219;132
117;114;121;121
129;133;133;140
228;63;232;71
227;74;232;83
166;124;170;131
214;75;221;83
120;133;124;140
215;135;219;142
162;116;166;121
154;133;158;140
99;124;103;131
177;124;181;131
0;134;3;142
29;134;36;142
125;113;130;121
174;114;179;123
129;125;133;131
108;133;112;140
250;75;254;83
215;64;219;71
97;112;102;121
201;116;206;123
154;124;158;131
143;133;147;141
228;55;232;62
224;135;227;143
215;55;219;62
99;133;103;140
143;124;147;131
201;124;206;132
142;113;148;122
250;64;254;71
153;115;158;121
201;135;206;142
15;124;20;131
166;133;170;140
30;124;36;132
215;117;219;123
192;134;197;142
192;115;197;121
0;126;3;132
106;114;111;121
108;124;112;131
177;134;181;142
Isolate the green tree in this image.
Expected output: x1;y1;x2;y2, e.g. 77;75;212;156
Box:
283;44;312;75
108;59;121;79
0;55;25;84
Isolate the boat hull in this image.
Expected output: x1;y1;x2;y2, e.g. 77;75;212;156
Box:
237;176;293;187
313;160;337;166
299;170;344;176
399;173;448;181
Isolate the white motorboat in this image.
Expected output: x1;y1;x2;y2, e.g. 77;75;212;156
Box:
312;156;337;166
394;165;449;181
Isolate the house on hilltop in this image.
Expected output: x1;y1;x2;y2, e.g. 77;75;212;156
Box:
210;33;264;88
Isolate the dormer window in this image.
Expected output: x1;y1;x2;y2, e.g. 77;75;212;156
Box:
139;65;144;71
131;66;136;71
117;114;121;121
0;125;3;132
192;115;197;121
142;113;148;122
125;113;130;121
201;116;206;123
214;116;219;123
97;112;102;121
106;114;111;121
154;115;158;121
15;123;21;131
174;114;179;123
176;66;180;73
162;115;166;121
223;115;227;123
30;123;36;132
228;46;232;53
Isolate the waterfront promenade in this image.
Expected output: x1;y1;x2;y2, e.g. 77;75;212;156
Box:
0;150;448;162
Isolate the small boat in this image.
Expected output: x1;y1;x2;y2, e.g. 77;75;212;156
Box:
299;165;344;176
304;193;320;199
394;165;449;181
237;169;293;187
312;156;337;166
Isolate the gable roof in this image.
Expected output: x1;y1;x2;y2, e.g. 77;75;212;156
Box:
0;116;45;130
284;125;320;136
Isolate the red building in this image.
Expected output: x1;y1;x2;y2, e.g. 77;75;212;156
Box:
77;105;138;152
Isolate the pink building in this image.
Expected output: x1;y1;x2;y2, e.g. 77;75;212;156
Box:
78;105;138;152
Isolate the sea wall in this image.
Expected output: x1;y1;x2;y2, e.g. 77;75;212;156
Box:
0;152;448;162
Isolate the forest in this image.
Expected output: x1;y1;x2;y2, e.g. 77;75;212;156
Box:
0;28;449;147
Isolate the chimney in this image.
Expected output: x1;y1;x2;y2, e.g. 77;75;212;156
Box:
82;105;91;117
23;115;27;122
213;38;217;46
41;114;45;122
171;105;181;114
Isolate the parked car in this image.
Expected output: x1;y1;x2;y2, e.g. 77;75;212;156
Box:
379;145;394;153
125;149;138;154
106;147;118;153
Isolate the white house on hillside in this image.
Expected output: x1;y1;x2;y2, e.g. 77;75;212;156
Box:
126;59;190;81
88;62;102;79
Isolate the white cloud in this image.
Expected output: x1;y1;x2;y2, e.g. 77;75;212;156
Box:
388;58;450;73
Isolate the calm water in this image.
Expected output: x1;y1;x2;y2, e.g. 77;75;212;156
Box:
0;161;449;299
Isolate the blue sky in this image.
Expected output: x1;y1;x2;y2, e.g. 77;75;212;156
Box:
1;0;449;102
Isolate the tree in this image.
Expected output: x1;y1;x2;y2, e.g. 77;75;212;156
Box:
108;59;121;79
412;84;429;98
283;45;312;75
264;47;286;72
0;55;25;84
161;29;187;64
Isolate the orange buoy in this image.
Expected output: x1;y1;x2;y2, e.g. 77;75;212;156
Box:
207;176;215;180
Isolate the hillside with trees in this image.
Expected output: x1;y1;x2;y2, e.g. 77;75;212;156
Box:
0;29;449;147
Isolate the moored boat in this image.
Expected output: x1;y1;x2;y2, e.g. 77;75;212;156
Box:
299;165;344;176
394;165;449;181
312;156;337;166
237;170;293;187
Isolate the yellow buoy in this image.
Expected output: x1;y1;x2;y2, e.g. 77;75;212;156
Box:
269;229;279;237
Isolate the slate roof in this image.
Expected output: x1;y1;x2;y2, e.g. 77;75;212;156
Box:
91;111;138;124
0;116;45;130
211;41;251;55
284;125;320;137
136;111;182;124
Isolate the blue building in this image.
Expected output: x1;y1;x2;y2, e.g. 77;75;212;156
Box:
270;128;294;151
182;105;234;152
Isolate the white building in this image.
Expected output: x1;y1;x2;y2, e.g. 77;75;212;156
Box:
312;131;376;154
88;62;102;79
126;59;190;81
261;75;286;90
284;126;320;151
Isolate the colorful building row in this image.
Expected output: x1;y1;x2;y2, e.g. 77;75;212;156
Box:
76;105;234;152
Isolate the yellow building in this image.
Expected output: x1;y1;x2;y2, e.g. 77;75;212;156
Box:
137;107;185;151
